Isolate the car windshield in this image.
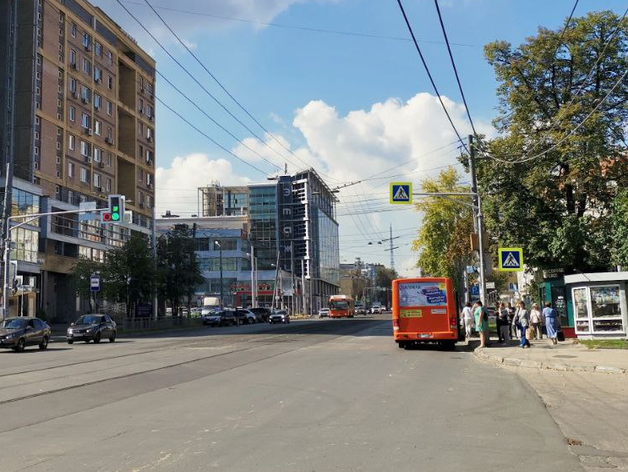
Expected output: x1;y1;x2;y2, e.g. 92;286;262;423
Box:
2;318;27;329
76;315;102;325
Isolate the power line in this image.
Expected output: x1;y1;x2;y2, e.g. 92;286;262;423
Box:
114;0;305;174
141;0;340;182
156;69;282;172
433;0;477;136
156;97;269;175
395;0;469;154
122;0;481;47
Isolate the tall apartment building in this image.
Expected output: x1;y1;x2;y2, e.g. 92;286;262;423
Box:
1;0;155;320
198;169;340;312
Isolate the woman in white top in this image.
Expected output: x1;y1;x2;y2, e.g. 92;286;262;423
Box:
460;301;474;339
529;303;543;340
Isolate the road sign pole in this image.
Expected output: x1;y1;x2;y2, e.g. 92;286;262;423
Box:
469;135;487;304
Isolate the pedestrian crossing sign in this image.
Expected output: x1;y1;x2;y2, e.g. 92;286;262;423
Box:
498;247;524;272
390;182;412;204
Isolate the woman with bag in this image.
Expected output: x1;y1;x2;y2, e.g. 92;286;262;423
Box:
529;303;543;340
473;301;489;348
514;301;530;348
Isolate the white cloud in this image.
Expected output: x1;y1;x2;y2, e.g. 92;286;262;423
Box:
155;92;493;269
155;153;250;216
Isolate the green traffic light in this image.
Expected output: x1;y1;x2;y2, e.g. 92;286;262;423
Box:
112;213;120;221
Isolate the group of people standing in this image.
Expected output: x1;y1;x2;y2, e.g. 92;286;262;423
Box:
461;300;560;349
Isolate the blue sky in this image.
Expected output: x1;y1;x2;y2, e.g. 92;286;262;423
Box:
93;0;626;273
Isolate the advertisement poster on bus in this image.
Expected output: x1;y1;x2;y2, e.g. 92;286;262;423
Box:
398;282;447;307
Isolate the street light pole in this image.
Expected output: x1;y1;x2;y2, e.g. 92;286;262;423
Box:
214;240;223;309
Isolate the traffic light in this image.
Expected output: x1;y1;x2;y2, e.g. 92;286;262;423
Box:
101;195;125;223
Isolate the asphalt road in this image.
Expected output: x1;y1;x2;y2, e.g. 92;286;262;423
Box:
0;316;582;471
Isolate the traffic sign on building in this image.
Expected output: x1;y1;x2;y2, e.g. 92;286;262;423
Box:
389;182;412;204
498;248;524;272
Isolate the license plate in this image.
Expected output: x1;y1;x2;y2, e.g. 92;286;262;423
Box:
419;334;431;338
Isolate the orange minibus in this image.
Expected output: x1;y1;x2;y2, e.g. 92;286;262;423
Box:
329;295;355;318
391;277;462;350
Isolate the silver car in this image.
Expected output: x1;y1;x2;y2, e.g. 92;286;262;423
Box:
269;310;290;324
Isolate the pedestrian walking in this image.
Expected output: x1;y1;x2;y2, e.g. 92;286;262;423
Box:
497;302;510;343
543;302;559;345
474;301;489;348
514;301;530;348
507;302;516;339
460;302;474;339
529;303;543;340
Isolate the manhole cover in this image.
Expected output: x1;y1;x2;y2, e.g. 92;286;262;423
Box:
553;355;577;359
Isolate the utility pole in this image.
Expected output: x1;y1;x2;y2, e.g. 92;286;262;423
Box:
469;134;487;304
152;206;158;320
214;240;223;309
389;224;394;270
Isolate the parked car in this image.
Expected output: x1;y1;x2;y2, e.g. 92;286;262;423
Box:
236;309;257;324
318;308;330;318
0;317;51;352
67;314;117;344
249;307;272;322
203;310;238;327
269;310;290;324
355;304;367;315
370;305;383;314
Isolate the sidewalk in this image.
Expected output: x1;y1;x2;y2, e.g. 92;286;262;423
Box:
473;337;628;375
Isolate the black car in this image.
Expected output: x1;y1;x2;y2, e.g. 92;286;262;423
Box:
203;310;238;327
0;317;51;352
67;314;117;344
249;307;272;322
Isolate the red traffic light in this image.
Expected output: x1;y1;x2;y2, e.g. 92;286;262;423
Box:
102;212;112;222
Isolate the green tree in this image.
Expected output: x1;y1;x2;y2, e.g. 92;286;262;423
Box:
102;233;155;318
73;257;103;313
476;11;628;273
612;188;628;268
411;167;474;293
156;224;204;317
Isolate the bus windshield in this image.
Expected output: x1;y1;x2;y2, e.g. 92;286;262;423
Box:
330;301;349;310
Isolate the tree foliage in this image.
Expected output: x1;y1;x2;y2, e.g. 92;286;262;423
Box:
411;167;474;292
156;224;204;317
102;233;155;317
476;11;628;273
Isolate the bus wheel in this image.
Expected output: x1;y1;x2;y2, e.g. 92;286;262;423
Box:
397;342;405;349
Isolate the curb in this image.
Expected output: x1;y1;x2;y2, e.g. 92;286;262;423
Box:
473;348;626;375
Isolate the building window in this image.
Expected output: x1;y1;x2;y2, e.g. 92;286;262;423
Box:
94;67;102;83
82;32;91;49
106;177;111;192
94;94;101;109
80;167;88;183
70;23;77;38
106;126;113;141
139;75;144;91
107;75;113;90
139;98;144;113
138;168;144;183
573;286;624;335
94;120;102;136
80;141;90;157
68;162;75;177
69;106;75;122
70;49;76;66
107;153;112;167
82;58;91;75
95;42;102;57
68;134;75;150
69;78;76;93
81;85;91;103
81;112;90;129
106;50;112;65
147;127;153;140
93;147;102;162
93;173;101;188
106;100;112;116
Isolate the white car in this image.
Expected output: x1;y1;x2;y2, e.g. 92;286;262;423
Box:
370;305;383;314
318;308;330;318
